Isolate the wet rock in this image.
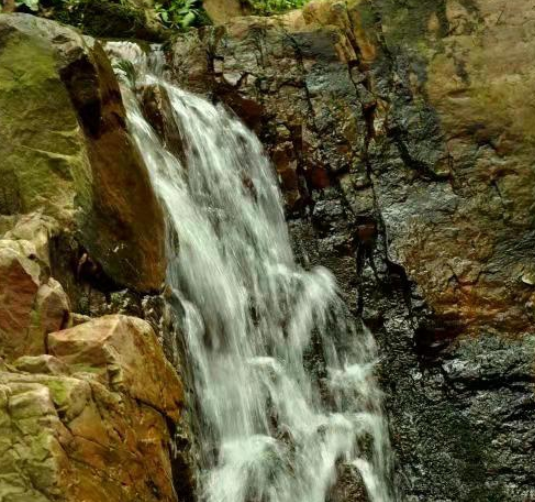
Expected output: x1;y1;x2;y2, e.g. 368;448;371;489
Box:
167;0;535;499
141;83;187;162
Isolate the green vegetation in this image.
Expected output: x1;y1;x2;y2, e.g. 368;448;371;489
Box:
154;0;209;30
14;0;40;10
9;0;208;36
243;0;309;15
113;59;138;88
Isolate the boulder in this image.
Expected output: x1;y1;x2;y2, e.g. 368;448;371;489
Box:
0;313;184;502
203;0;248;24
13;354;71;375
0;14;166;292
0;242;69;360
0;370;179;502
166;1;535;499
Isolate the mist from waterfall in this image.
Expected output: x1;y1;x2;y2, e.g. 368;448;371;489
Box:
107;42;394;502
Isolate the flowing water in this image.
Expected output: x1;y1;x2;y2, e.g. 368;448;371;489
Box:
107;42;394;502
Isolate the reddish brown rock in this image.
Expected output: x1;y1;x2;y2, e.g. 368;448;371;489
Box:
0;370;179;502
0;244;66;360
0;313;184;502
48;315;183;421
0;247;41;358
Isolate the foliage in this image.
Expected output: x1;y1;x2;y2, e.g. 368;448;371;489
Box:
154;0;208;31
243;0;309;15
113;59;137;88
10;0;208;33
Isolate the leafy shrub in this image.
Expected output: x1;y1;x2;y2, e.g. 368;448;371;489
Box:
154;0;209;30
243;0;310;15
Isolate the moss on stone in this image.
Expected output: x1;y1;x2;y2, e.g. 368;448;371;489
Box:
0;32;90;221
45;378;72;406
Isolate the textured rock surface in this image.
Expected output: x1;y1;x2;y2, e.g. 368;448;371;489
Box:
0;15;195;502
167;1;535;500
0;212;195;502
0;315;183;502
0;14;166;292
48;315;183;421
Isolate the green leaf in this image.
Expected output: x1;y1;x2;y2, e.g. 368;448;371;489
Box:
180;10;196;28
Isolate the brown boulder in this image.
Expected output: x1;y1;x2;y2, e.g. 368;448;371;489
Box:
0;370;179;502
0;14;166;291
0;246;41;358
0;242;69;360
48;315;183;421
203;0;248;24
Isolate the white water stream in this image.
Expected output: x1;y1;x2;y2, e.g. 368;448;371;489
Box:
107;42;393;502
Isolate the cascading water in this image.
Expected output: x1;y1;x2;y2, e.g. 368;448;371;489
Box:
107;42;394;502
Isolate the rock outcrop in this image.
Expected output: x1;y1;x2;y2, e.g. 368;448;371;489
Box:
0;14;192;502
165;1;535;500
0;14;166;292
203;0;248;24
0;315;183;502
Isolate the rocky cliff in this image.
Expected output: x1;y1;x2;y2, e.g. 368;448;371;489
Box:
164;1;535;500
0;0;534;501
0;13;192;502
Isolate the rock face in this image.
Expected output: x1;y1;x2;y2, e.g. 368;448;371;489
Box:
0;14;166;292
166;1;535;500
0;14;193;502
202;0;248;24
0;220;70;361
0;315;183;502
48;315;183;421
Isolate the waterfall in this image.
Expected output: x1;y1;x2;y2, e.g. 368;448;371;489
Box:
107;42;394;502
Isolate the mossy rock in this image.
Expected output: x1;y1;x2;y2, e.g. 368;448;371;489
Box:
0;14;166;292
0;24;90;220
